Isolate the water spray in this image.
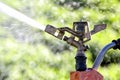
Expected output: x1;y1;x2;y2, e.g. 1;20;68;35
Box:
0;2;45;31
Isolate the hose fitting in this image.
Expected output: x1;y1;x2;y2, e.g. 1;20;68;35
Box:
112;38;120;50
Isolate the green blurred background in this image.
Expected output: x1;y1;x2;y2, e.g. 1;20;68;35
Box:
0;0;120;80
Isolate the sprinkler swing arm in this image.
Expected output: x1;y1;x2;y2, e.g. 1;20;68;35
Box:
45;21;106;48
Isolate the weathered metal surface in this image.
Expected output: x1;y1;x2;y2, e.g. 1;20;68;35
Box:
45;22;106;48
91;24;106;35
70;70;103;80
45;25;64;40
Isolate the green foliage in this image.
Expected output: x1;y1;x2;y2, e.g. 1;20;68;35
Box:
0;38;75;80
0;0;120;80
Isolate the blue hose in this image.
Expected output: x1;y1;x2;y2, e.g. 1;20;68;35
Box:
92;42;116;70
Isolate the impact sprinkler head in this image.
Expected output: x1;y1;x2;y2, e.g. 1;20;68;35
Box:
45;21;106;48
